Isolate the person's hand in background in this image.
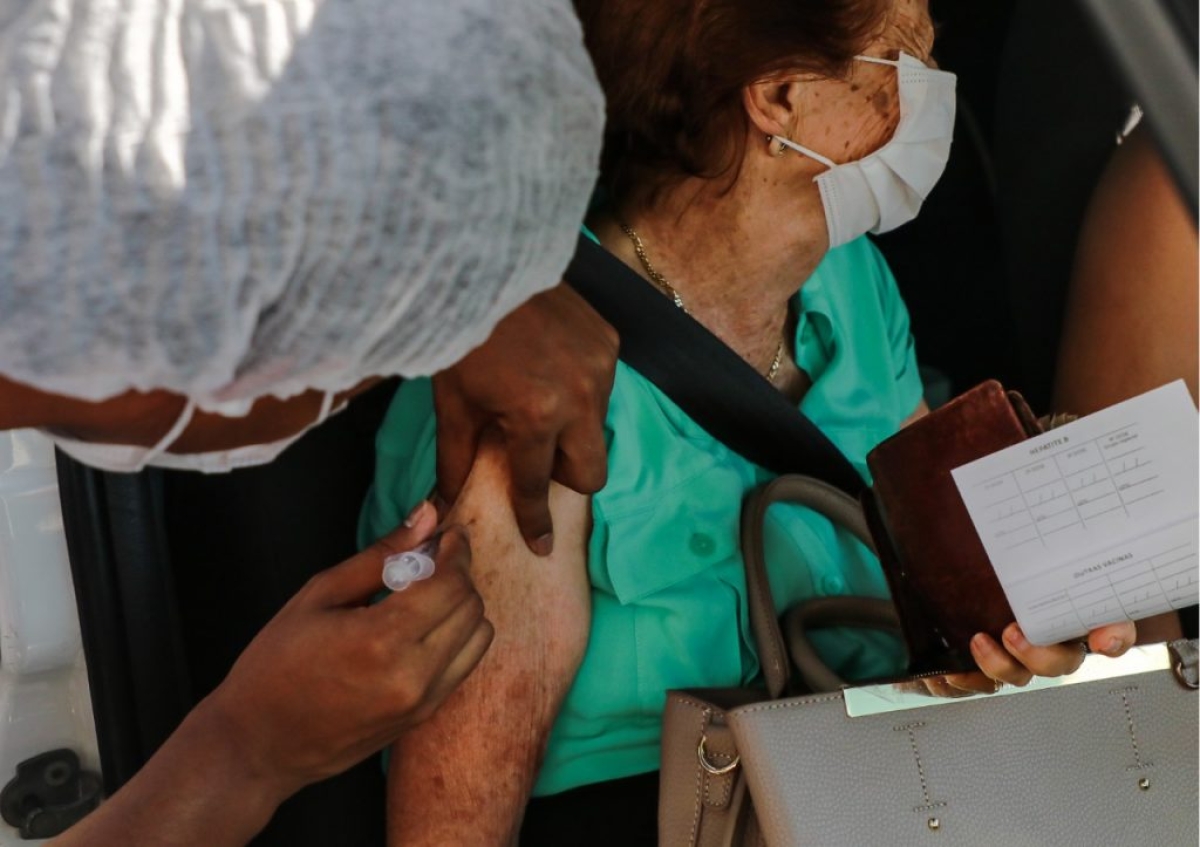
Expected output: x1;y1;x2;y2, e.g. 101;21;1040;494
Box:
432;282;619;555
1054;127;1194;648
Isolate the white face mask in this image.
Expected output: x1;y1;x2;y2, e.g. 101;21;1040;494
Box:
47;393;341;474
773;51;957;249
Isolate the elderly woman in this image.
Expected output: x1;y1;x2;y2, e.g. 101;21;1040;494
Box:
359;0;1136;843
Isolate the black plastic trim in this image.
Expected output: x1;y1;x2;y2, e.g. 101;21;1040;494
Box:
56;458;192;795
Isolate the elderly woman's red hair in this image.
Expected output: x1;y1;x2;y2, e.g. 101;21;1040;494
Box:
574;0;890;199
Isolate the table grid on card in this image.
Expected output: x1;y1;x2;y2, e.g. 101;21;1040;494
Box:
1010;523;1199;642
972;421;1161;552
952;382;1198;644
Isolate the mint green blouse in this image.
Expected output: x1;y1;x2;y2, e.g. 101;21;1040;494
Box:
359;234;924;797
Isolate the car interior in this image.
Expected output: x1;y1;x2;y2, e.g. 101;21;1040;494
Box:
8;1;1194;845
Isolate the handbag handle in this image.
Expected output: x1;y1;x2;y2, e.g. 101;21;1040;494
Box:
783;597;901;693
740;475;894;698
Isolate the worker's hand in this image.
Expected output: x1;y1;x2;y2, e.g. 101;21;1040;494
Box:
432;282;619;556
197;502;493;803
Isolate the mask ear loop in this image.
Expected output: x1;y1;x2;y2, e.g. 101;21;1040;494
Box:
853;54;903;68
768;53;912;173
314;390;337;424
769;135;837;170
146;398;198;462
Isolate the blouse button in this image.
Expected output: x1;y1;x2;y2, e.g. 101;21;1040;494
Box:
689;532;716;557
820;574;847;595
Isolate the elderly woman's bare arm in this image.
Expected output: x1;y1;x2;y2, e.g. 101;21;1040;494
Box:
385;439;592;846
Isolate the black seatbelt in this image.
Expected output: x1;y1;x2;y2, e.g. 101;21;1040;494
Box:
563;234;866;497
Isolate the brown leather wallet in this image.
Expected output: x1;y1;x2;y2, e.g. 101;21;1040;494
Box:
863;380;1045;673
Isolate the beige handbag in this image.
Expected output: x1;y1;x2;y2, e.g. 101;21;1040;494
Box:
658;475;1200;846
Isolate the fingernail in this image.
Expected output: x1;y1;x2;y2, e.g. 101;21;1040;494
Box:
1004;626;1028;650
530;532;554;557
1102;637;1125;656
970;634;987;653
403;500;431;528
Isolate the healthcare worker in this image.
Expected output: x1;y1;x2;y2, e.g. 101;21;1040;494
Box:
0;1;616;844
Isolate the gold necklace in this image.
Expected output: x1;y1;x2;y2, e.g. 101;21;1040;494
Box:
619;222;785;383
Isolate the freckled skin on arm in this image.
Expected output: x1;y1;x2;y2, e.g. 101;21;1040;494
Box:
385;440;592;847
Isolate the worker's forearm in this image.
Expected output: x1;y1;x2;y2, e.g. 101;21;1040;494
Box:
49;697;289;847
0;373;180;443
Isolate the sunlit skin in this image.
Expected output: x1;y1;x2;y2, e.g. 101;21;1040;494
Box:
385;441;592;846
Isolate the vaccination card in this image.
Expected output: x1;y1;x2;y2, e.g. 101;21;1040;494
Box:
951;380;1199;645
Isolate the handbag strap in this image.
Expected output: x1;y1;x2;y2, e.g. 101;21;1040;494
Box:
782;597;901;694
563;234;866;496
562;234;880;697
740;475;897;697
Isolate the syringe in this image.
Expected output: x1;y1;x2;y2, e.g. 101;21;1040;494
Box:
382;537;439;592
